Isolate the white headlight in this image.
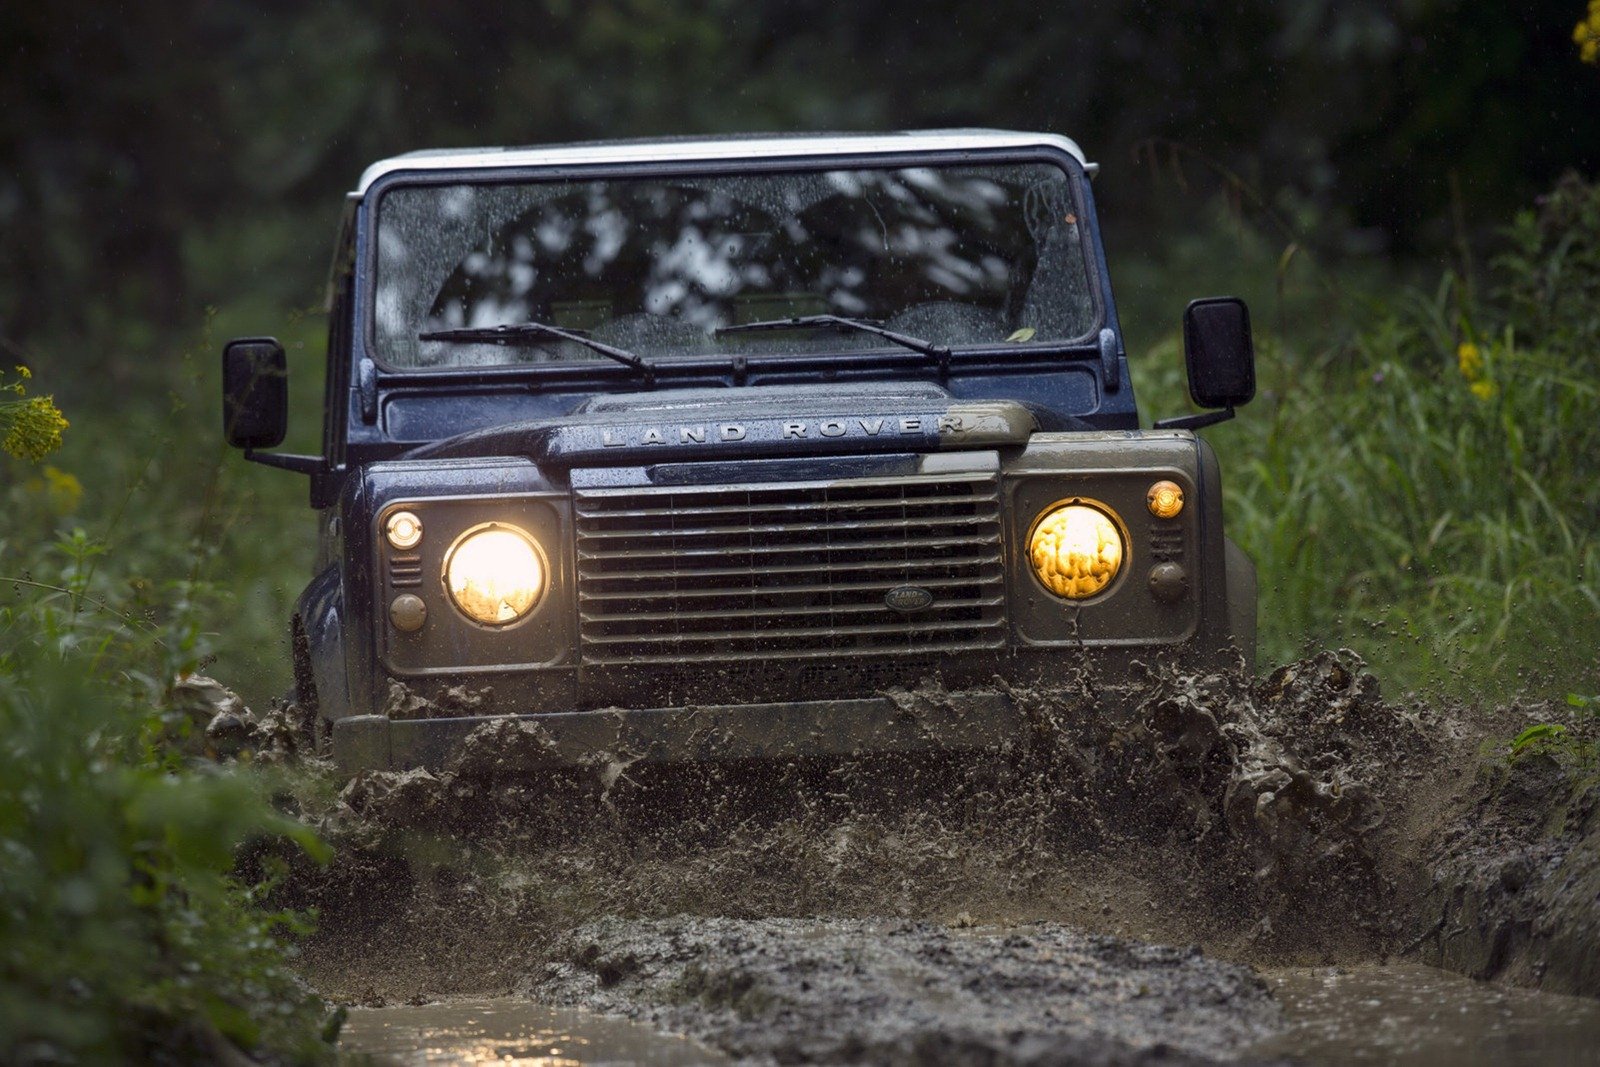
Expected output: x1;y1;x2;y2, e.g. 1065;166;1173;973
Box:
443;524;546;625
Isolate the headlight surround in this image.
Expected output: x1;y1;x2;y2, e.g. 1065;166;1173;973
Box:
1028;500;1126;600
443;523;547;626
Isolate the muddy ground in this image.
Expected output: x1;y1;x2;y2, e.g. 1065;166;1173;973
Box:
532;917;1279;1065
240;651;1600;1063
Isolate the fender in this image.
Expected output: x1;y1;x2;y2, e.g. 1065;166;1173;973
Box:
294;564;348;719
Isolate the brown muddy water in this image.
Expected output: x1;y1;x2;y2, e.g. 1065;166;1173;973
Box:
338;998;727;1065
340;964;1600;1066
264;652;1600;1065
1257;964;1600;1065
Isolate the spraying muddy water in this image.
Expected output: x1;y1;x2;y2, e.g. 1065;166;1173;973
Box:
272;652;1600;1064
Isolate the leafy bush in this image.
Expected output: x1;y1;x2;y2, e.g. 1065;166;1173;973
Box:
0;668;331;1063
0;384;334;1063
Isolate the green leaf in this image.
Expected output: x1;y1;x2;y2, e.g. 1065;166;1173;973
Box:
1566;693;1595;708
1005;327;1036;343
1510;722;1567;754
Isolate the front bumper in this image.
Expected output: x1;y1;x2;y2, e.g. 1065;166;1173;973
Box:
330;689;1025;773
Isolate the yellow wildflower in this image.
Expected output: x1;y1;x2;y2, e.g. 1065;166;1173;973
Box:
1578;0;1600;64
1456;341;1484;381
1470;379;1498;402
2;395;70;460
0;366;69;461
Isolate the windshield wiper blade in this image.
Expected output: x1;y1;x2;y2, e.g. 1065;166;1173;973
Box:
714;314;952;371
419;321;654;380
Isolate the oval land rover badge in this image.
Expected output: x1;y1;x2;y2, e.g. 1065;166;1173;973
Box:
884;585;935;613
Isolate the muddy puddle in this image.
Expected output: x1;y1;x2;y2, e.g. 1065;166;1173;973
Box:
338;998;727;1065
1256;963;1600;1065
340;964;1600;1066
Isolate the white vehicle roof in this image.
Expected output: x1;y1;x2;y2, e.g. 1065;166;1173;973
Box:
354;129;1094;195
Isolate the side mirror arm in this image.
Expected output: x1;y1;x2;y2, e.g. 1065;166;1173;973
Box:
244;449;324;475
1152;407;1236;431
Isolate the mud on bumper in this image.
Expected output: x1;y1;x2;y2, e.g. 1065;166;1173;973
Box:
330;690;1025;774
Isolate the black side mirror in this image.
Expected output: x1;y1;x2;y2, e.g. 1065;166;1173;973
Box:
1182;297;1255;409
221;337;287;449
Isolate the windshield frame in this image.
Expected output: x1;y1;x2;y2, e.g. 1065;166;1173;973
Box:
355;144;1109;385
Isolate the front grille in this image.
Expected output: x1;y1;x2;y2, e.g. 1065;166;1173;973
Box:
574;470;1006;665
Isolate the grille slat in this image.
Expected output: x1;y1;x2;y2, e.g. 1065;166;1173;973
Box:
575;469;1007;665
593;637;1001;667
578;573;997;601
578;555;1000;583
578;532;998;561
582;616;1005;646
577;511;998;540
575;484;992;521
388;555;424;589
580;594;1005;625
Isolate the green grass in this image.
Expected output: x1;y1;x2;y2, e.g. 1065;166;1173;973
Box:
1127;177;1600;698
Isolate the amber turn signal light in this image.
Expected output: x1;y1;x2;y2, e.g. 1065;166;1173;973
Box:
1147;480;1184;520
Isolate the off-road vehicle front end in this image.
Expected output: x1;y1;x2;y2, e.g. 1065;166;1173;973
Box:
220;131;1258;773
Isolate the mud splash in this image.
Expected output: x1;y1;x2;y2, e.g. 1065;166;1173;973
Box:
287;651;1486;999
269;649;1600;1060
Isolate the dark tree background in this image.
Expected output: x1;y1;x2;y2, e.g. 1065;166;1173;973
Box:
4;0;1598;381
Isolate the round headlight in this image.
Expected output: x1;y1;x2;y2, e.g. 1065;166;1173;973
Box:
443;524;546;626
385;510;423;550
1028;501;1125;599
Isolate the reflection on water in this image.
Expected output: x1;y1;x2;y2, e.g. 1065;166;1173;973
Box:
1258;963;1600;1066
338;998;728;1066
342;966;1600;1066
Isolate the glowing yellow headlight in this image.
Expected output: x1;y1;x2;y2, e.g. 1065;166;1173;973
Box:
1028;501;1125;599
443;524;546;625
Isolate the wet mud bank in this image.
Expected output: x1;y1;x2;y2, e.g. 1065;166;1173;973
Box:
1412;721;1600;994
529;917;1280;1065
269;651;1600;1058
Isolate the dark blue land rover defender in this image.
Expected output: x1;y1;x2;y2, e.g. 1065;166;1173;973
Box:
221;131;1258;773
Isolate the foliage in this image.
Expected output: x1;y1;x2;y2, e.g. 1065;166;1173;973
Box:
1510;722;1568;755
1132;176;1600;697
0;394;334;1062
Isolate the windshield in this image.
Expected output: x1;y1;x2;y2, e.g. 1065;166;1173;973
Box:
373;161;1097;369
